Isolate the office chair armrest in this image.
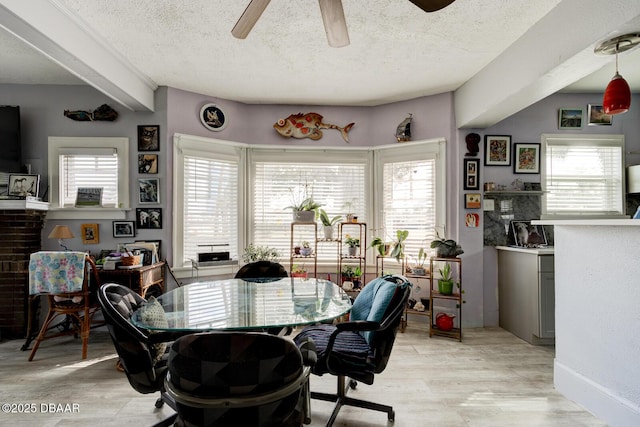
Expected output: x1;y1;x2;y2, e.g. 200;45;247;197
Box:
324;320;381;355
296;336;317;367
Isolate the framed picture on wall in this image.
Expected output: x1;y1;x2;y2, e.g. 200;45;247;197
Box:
558;107;583;129
464;193;481;209
587;104;612;126
138;178;160;204
463;158;480;190
81;223;99;244
138;154;158;174
113;221;135;238
136;208;162;229
510;220;548;247
484;135;511;166
513;143;540;174
137;125;160;151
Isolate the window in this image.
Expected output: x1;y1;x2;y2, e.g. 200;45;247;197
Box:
250;148;369;263
173;133;447;272
48;137;129;215
376;141;446;261
542;134;625;218
173;134;242;268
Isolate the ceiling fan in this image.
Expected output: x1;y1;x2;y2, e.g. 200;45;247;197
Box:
231;0;456;48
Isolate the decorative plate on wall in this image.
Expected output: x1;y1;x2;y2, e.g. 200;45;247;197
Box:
199;103;227;131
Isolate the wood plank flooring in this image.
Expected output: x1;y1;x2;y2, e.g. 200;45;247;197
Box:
0;321;607;426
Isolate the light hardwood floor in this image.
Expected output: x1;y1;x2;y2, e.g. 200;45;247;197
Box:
0;320;607;427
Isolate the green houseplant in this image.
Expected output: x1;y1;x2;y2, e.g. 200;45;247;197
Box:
390;229;409;262
370;236;391;256
344;235;360;256
437;262;455;295
409;247;428;276
286;185;322;223
430;230;464;258
242;244;280;263
318;209;341;239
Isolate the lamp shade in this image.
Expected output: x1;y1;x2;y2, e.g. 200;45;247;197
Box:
603;72;631;115
48;225;74;239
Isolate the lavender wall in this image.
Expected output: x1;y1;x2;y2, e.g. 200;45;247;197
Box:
0;84;169;258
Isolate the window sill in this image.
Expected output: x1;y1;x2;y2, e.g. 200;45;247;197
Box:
46;207;128;220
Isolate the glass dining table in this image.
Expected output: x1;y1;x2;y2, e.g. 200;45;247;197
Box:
131;277;352;333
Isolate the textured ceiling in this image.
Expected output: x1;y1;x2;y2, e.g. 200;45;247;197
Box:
2;0;560;105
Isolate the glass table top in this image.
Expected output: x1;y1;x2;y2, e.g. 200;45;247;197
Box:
131;277;352;332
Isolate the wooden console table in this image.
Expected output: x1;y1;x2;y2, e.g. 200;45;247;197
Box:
98;261;165;298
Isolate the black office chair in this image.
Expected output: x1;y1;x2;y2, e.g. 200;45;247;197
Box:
234;260;288;280
165;331;316;427
293;275;412;427
97;283;177;427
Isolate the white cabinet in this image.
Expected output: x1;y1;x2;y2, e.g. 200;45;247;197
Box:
497;247;555;345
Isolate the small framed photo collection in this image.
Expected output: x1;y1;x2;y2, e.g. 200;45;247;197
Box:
136;208;162;229
137;125;160;151
139;178;160;204
463;158;480;190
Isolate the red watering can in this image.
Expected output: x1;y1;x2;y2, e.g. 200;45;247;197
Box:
436;312;455;331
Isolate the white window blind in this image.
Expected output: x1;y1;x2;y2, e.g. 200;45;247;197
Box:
60;152;118;207
382;158;438;260
543;135;624;217
253;161;366;263
182;155;239;267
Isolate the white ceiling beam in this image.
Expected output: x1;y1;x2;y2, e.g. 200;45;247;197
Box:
0;0;156;111
455;0;640;129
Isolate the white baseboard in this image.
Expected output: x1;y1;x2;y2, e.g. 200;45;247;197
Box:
554;360;640;427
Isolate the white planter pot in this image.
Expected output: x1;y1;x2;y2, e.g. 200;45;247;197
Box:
323;225;334;239
347;247;357;256
293;211;315;223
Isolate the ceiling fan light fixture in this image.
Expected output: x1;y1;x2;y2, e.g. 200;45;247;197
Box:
595;32;640;115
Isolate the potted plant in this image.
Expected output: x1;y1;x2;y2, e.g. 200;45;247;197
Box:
430;230;464;258
437;262;455;295
291;264;308;278
343;198;357;222
409;247;428;276
286;185;322;223
318;209;341;239
242;244;280;263
352;265;363;288
299;241;313;256
389;229;409;262
370;236;391;256
344;234;360;256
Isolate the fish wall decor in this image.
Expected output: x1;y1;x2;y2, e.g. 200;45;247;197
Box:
273;112;355;143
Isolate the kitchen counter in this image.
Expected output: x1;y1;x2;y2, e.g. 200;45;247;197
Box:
495;245;554;255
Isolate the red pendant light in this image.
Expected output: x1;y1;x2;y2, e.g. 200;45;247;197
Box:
603;57;630;115
595;33;640;115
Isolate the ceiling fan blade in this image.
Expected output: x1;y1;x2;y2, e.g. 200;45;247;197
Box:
408;0;456;13
319;0;349;48
231;0;271;39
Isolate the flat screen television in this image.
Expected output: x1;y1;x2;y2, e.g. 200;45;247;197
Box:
0;106;21;173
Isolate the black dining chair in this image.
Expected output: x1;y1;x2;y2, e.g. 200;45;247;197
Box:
293;274;411;427
97;283;177;427
165;331;316;426
234;260;289;280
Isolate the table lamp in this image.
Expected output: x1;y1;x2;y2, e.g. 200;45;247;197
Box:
48;225;74;251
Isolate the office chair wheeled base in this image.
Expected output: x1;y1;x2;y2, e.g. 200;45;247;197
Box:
311;375;395;427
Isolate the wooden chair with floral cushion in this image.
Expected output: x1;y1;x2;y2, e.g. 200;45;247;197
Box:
27;251;103;361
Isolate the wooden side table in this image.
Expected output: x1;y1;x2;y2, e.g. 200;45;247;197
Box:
98;261;165;298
